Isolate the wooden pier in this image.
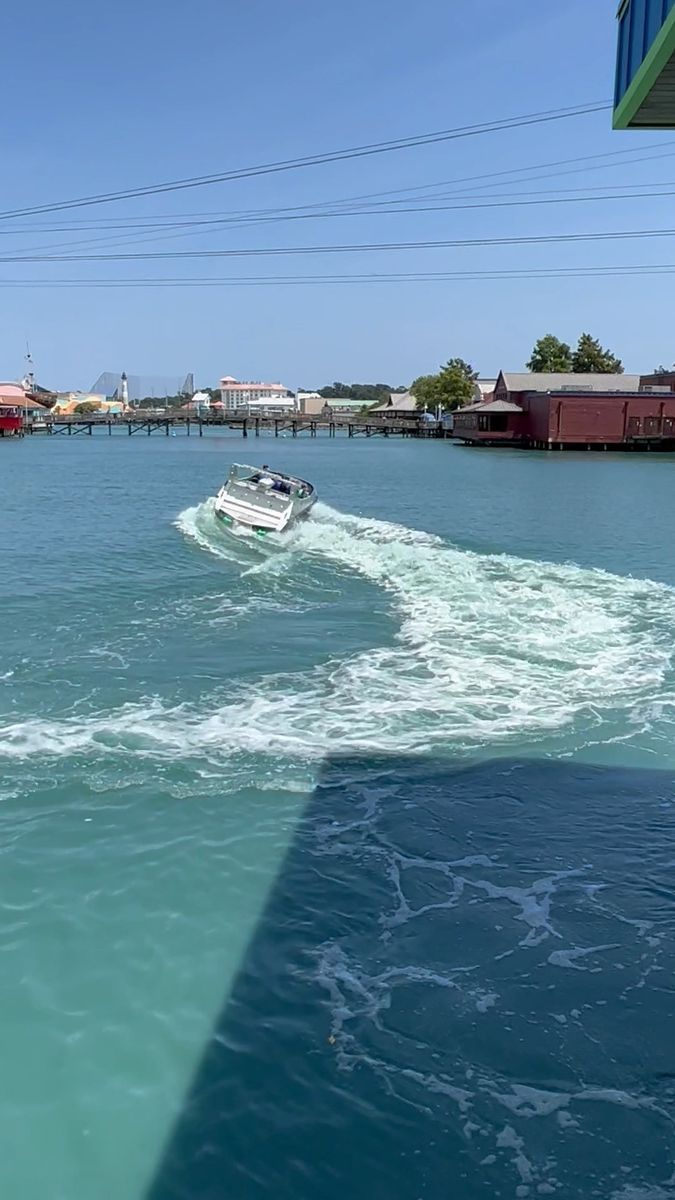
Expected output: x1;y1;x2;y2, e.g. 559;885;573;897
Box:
30;413;447;439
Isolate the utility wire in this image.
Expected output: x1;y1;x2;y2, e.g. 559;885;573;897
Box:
1;138;670;236
0;102;610;222
6;226;675;262
4;264;675;286
12;186;675;261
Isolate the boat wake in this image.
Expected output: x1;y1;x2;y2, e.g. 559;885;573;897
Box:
2;500;675;761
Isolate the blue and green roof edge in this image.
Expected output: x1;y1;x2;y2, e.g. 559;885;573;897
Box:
614;0;675;128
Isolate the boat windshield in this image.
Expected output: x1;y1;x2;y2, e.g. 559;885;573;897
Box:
227;464;310;500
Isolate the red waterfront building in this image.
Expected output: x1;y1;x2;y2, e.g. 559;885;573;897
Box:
453;372;675;451
0;383;28;436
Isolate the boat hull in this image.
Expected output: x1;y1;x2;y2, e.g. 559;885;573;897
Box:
215;495;315;533
213;460;317;532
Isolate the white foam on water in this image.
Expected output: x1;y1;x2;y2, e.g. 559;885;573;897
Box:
548;943;621;970
612;1188;675;1200
494;1085;571;1119
495;1125;535;1188
314;942;482;1049
312;932;672;1195
2;501;675;762
175;499;268;562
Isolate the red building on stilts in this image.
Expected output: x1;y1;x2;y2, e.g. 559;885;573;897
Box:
453;372;675;451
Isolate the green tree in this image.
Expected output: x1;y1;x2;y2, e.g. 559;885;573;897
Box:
526;335;572;372
412;358;477;411
410;374;442;408
572;333;623;374
316;381;400;406
74;401;101;414
318;381;352;400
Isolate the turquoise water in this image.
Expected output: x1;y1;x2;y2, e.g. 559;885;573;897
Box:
2;434;675;1200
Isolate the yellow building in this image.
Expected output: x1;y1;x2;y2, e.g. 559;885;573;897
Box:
51;392;128;415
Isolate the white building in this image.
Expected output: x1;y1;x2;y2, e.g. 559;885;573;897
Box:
219;374;291;412
296;391;324;415
244;395;297;415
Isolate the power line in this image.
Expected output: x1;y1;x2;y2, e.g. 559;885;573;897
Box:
0;138;668;239
310;144;675;208
12;183;675;251
6;151;675;260
12;186;675;262
4;264;675;287
6;226;675;262
0;102;610;222
3;142;672;233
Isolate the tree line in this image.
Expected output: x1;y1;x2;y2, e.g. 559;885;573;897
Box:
79;336;629;417
405;331;626;411
314;382;408;406
526;333;623;374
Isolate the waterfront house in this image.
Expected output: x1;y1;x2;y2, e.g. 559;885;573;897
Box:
0;404;22;435
493;372;642;406
0;383;49;434
453;371;675;450
22;395;50;429
0;383;24;436
369;392;419;419
178;391;212;415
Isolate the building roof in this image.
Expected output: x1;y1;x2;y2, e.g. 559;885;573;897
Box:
245;396;296;408
470;380;497;405
456;399;523;415
478;399;524;413
322;398;368;409
0;382;27;400
219;377;288;391
500;372;642;393
0;383;49;410
370;391;418;413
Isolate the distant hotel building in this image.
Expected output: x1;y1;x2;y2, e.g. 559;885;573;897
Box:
219;375;292;412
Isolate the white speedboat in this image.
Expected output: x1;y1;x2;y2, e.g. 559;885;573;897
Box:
214;463;316;534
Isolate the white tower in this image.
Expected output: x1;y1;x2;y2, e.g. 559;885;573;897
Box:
120;371;129;410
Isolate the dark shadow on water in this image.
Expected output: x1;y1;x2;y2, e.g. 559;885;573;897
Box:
145;754;675;1200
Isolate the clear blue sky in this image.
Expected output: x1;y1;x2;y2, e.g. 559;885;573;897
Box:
1;0;671;390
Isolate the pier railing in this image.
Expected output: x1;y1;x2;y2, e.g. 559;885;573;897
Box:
30;413;445;439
